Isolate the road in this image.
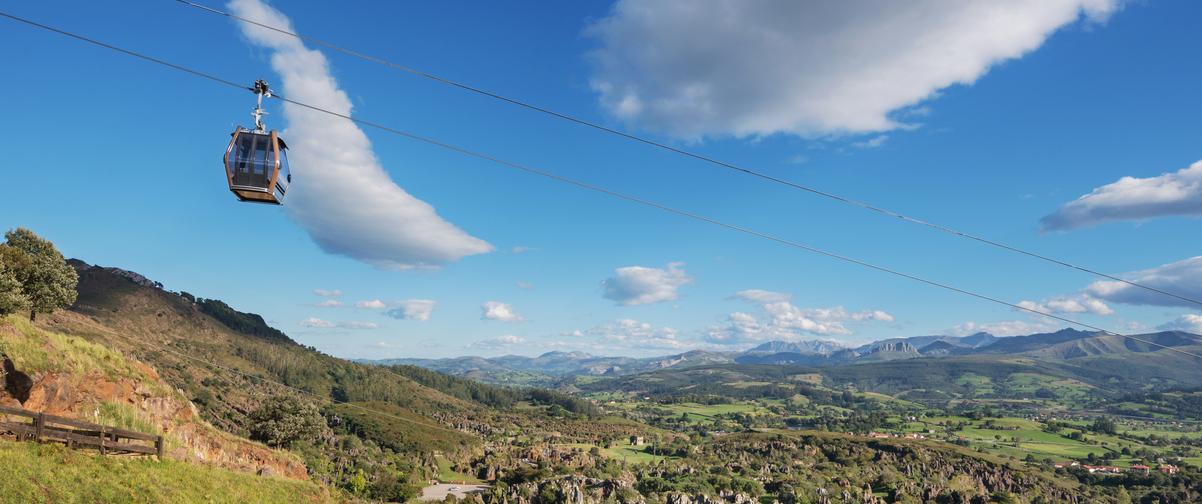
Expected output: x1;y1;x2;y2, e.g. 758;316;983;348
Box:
419;483;490;501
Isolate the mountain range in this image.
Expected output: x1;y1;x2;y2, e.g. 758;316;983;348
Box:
362;327;1202;386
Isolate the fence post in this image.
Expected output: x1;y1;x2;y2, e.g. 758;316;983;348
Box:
155;436;164;459
34;413;44;441
99;425;106;455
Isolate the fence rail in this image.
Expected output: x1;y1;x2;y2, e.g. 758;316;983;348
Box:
0;404;163;457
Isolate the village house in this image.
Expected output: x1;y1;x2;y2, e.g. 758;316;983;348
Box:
629;435;644;446
1083;465;1123;475
1158;464;1178;475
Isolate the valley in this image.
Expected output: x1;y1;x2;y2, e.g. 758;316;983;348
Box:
0;251;1198;502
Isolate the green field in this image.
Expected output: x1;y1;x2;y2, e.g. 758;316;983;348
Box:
560;443;676;465
434;456;482;484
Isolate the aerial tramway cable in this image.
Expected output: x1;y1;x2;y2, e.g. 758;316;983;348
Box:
1;9;1200;364
171;0;1202;309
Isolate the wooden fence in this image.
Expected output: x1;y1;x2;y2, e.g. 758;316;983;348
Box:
0;404;163;458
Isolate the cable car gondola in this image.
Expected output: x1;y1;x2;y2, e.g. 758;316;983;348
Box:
223;80;290;205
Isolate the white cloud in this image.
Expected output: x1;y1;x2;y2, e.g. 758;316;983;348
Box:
709;292;893;344
300;317;377;330
470;334;527;349
731;289;792;304
1086;256;1202;308
300;317;335;328
384;299;436;322
1042;160;1202;230
853;135;889;149
228;0;492;270
587;0;1118;139
603;262;692;306
585;319;689;351
313;299;343;308
1158;314;1202;334
948;319;1061;337
1016;294;1113;316
313;289;342;297
482;301;524;322
355;299;388;310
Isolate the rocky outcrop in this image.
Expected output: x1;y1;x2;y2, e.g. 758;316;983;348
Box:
0;320;307;480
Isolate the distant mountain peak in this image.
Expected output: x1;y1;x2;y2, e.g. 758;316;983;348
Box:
746;340;846;356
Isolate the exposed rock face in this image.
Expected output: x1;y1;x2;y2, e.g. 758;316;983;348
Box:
69;260;162;290
2;354;33;404
0;321;308;481
6;368;309;479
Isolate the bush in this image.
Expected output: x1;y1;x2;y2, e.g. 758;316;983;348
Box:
248;396;331;448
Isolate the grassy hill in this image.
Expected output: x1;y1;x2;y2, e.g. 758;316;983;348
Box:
0;440;347;504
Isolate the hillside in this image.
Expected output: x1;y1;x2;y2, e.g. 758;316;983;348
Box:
0;315;307;478
58;260;485;455
0;440;346;504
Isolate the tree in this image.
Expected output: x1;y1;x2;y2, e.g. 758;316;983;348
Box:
248;395;331;448
2;228;78;321
0;259;28;317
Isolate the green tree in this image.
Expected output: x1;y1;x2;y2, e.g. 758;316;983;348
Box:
0;259;29;317
248;395;331;448
2;228;78;321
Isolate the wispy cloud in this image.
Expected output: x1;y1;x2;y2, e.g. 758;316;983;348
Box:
947;319;1060;337
228;0;492;270
313;289;343;297
469;334;527;350
312;299;343;308
299;317;377;330
355;299;388;310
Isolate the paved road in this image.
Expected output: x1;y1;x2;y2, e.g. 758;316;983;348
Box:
420;483;489;501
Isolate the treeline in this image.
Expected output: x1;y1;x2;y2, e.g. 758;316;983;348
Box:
388;364;599;417
183;295;294;344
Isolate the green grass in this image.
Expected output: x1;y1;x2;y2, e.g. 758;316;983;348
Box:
561;443;676;465
0;439;348;503
0;316;162;390
658;402;763;421
434;456;482;484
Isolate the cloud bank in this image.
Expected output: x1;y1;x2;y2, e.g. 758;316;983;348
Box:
1016;294;1112;316
470;335;527;350
1041;160;1202;230
709;290;894;344
588;0;1119;139
1159;314;1202;334
228;0;492;270
1086;256;1202;308
603;262;692;306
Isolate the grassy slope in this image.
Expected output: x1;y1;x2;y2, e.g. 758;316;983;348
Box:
54;263;484;457
0;440;346;504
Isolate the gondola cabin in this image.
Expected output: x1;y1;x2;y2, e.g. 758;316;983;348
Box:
223;127;290;204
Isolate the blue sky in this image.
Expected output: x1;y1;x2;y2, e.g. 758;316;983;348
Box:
2;0;1200;358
